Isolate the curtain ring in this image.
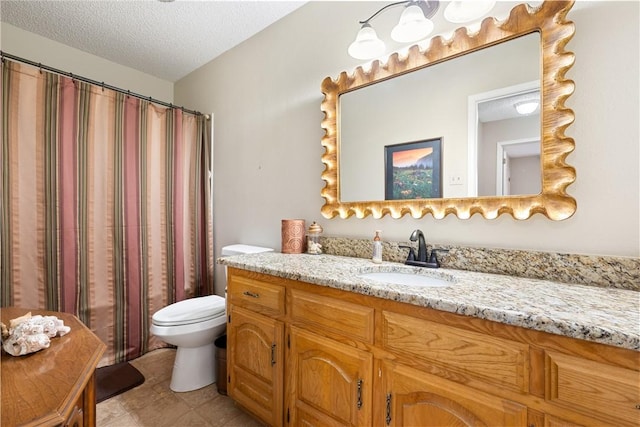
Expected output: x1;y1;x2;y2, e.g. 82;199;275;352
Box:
38;63;42;74
101;82;105;92
127;90;130;98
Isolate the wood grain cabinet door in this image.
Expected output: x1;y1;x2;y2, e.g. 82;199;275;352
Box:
227;305;284;426
288;326;373;426
379;360;528;427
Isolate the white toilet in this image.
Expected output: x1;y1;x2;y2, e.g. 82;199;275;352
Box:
150;244;273;392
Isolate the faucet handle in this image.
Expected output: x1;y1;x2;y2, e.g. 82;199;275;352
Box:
399;245;416;262
428;248;450;266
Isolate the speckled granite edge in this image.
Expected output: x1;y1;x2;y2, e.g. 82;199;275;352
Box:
320;237;640;291
218;253;640;350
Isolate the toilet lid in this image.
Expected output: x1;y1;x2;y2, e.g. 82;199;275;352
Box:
152;295;226;326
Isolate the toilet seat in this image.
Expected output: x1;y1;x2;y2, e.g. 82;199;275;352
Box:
152;295;225;327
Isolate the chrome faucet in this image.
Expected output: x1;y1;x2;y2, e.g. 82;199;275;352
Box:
399;229;448;268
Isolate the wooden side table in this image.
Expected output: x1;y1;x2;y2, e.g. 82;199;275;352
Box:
1;307;106;427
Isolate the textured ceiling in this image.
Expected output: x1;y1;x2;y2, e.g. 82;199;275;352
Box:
1;0;306;82
478;90;540;123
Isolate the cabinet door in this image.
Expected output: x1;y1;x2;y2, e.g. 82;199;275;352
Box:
227;305;284;426
379;360;527;427
288;326;372;426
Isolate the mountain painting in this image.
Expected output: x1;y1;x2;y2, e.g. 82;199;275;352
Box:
385;138;442;200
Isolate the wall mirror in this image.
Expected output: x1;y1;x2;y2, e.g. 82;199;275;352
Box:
321;0;576;220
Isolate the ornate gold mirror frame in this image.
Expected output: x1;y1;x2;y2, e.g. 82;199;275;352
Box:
321;0;576;220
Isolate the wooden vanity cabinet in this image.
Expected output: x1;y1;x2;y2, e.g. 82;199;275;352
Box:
225;268;640;427
226;274;285;426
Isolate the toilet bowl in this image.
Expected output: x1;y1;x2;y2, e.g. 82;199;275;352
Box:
150;295;226;392
150;244;273;392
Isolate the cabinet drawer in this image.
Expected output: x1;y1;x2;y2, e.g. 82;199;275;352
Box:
228;275;285;315
382;310;529;393
545;351;640;426
290;289;374;343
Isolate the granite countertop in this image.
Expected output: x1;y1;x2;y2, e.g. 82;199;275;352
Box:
218;252;640;351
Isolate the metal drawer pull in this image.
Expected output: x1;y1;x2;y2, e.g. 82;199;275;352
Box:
356;379;363;409
243;291;260;298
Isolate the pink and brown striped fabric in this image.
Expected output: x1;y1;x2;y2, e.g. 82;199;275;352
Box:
1;60;213;365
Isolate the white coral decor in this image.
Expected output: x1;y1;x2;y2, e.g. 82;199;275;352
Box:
2;314;71;356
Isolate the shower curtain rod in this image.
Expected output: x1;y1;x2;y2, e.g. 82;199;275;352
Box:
1;51;201;116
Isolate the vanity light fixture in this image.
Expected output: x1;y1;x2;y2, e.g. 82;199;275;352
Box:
515;101;540;115
348;0;496;60
348;0;439;60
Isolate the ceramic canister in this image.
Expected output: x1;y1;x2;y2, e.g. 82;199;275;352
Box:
281;219;305;254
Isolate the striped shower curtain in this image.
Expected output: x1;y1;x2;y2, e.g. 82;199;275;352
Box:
0;60;213;365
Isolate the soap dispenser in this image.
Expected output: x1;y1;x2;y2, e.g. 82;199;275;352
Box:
372;230;383;264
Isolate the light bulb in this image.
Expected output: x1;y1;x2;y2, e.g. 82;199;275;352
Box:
391;4;434;43
515;101;539;115
348;24;386;60
444;1;496;24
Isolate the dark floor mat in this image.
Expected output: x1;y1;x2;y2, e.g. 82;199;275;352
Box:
96;361;145;403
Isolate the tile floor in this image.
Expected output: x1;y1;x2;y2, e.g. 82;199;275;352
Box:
96;348;264;427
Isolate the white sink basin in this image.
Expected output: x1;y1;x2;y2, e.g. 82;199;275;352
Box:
358;272;451;288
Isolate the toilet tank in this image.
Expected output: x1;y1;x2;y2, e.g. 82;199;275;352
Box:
221;244;274;257
221;244;274;280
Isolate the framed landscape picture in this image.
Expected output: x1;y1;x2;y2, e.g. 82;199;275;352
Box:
384;138;442;200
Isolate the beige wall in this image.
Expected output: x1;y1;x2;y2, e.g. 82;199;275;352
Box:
175;1;639;291
478;115;540;196
1;23;173;101
510;156;541;196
